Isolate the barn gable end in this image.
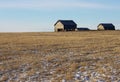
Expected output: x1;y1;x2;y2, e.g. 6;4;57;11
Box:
54;21;64;32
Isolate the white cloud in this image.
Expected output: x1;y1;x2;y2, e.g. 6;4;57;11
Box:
0;0;118;10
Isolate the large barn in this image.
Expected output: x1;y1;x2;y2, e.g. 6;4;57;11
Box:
97;23;115;30
54;20;77;32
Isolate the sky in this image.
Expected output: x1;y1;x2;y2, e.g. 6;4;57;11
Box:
0;0;120;32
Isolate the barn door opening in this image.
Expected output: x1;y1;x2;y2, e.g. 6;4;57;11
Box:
57;29;63;32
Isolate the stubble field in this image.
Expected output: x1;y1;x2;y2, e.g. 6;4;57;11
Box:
0;31;120;82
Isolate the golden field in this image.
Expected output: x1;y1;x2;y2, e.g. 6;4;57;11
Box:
0;31;120;82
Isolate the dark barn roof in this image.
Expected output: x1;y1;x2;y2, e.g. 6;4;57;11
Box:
98;23;115;30
54;20;77;26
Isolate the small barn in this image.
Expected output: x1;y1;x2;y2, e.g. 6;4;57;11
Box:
97;23;115;30
76;27;90;31
54;20;77;32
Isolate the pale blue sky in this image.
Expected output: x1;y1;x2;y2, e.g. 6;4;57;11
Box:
0;0;120;32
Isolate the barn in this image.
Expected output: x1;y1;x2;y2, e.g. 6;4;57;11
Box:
54;20;77;32
97;23;115;30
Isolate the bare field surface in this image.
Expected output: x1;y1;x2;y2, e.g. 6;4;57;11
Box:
0;31;120;82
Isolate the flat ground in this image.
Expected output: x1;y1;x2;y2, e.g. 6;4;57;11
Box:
0;31;120;82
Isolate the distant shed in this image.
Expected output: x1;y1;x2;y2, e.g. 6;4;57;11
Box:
97;23;115;30
54;20;77;32
76;28;90;31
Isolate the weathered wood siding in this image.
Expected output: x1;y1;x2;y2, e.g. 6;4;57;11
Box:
98;25;104;30
54;22;64;32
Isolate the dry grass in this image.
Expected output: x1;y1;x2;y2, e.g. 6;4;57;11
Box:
0;31;120;81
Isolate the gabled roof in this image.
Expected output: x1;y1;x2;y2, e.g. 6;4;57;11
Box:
98;23;115;28
98;23;115;30
54;20;77;26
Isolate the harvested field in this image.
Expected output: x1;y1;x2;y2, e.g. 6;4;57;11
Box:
0;31;120;82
